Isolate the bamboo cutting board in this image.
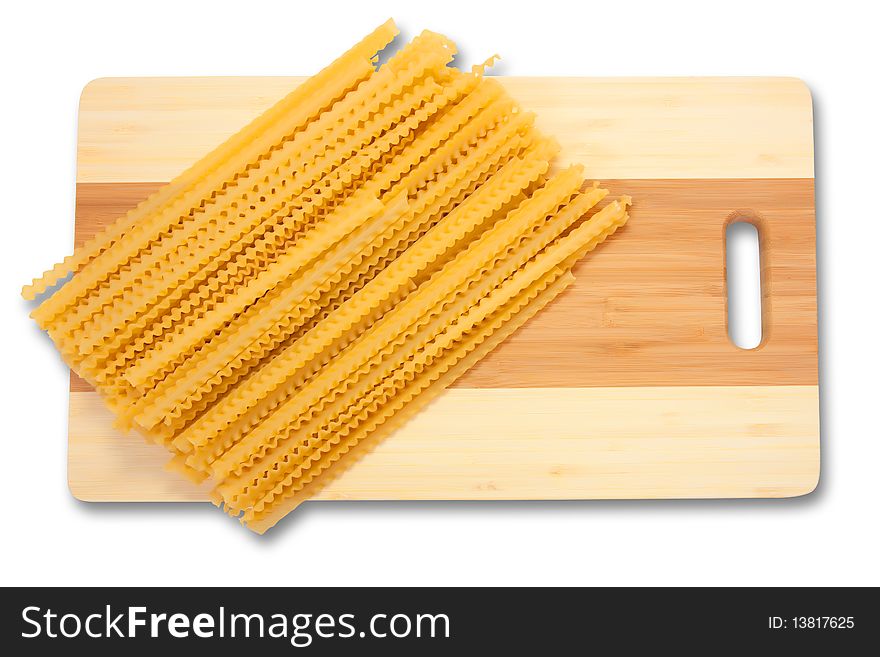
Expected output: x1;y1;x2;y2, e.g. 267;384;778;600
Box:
68;77;819;502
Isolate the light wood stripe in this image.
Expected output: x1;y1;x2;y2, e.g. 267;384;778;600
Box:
68;386;819;502
77;77;814;182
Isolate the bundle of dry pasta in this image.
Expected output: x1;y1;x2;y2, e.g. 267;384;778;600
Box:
24;19;630;533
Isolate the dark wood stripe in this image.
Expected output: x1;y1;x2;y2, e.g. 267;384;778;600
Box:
69;178;817;391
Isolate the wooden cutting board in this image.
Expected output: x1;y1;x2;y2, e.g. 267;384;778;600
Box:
68;76;818;502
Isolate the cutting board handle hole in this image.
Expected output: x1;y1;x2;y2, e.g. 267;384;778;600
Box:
725;220;763;350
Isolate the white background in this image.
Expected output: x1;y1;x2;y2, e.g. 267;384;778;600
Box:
2;0;878;587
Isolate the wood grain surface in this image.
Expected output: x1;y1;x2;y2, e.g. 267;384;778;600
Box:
71;178;817;390
77;77;814;182
70;386;819;502
65;76;819;502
